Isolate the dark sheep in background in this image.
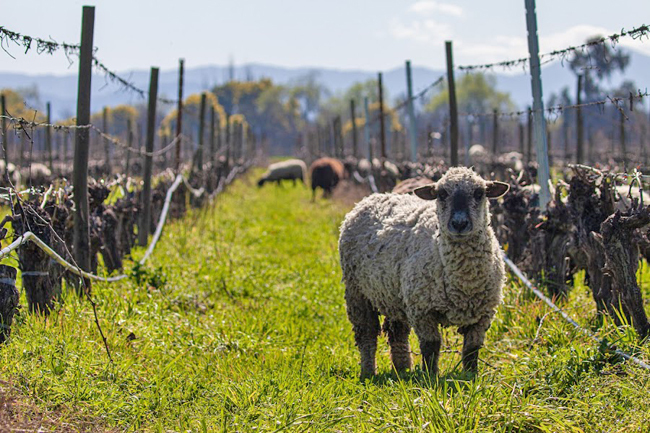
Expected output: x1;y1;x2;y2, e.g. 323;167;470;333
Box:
309;157;344;200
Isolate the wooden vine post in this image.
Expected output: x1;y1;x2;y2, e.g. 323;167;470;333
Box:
378;72;387;159
102;106;111;174
175;59;184;173
445;41;459;166
196;92;207;172
73;5;95;281
1;94;7;178
138;67;159;247
524;0;551;210
350;99;358;158
45;102;53;172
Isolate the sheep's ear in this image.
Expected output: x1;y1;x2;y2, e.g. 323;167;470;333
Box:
413;184;437;200
486;181;509;198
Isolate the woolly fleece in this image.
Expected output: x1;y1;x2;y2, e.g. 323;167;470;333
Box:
339;167;506;375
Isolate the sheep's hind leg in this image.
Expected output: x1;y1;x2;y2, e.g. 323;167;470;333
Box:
345;288;380;379
414;321;441;376
459;322;488;373
383;318;413;372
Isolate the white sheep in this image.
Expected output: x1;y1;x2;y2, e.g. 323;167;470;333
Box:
0;160;21;186
498;151;524;173
357;158;372;177
469;144;489;168
612;184;650;212
20;163;52;186
339;167;509;377
257;159;307;187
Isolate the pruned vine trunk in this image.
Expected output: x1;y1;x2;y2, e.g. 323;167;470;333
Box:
0;265;18;344
600;208;650;339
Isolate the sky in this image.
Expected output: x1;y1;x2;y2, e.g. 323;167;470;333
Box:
2;0;650;75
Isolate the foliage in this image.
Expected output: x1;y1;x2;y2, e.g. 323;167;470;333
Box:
342;101;402;136
212;79;304;154
425;73;514;116
289;72;329;122
0;88;46;122
160;92;228;139
319;79;381;124
0;171;649;430
88;104;140;137
568;36;630;99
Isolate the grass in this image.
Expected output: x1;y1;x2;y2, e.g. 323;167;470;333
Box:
1;169;649;432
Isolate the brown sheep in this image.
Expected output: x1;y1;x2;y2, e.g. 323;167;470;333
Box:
309;157;345;201
391;176;435;195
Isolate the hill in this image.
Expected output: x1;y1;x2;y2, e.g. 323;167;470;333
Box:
2;48;649;120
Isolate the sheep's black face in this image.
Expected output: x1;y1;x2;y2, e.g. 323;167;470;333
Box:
447;189;473;235
413;168;509;240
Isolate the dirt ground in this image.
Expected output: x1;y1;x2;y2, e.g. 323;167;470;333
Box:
0;380;107;433
331;179;373;207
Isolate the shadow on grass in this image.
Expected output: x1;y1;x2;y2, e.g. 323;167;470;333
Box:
357;367;477;392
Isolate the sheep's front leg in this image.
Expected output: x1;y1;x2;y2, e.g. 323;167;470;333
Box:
414;320;441;375
458;321;489;373
383;319;413;372
345;288;380;378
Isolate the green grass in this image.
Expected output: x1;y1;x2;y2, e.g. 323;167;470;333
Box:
1;170;650;432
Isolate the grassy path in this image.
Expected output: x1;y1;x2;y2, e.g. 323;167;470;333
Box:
0;170;649;431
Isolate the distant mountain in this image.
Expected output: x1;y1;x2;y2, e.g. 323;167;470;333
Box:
2;48;649;121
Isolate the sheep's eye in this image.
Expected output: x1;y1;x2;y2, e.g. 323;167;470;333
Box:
438;189;449;200
474;188;484;200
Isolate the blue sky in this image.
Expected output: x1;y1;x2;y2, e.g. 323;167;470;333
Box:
2;0;650;75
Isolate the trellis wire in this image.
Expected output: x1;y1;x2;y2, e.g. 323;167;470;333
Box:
504;253;650;371
0;26;177;105
0;26;79;57
458;23;650;72
0;164;245;283
91;125;183;157
1;113;186;157
458;88;649;120
392;75;445;113
0;114;91;131
91;56;177;105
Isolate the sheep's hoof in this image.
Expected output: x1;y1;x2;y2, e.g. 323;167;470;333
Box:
422;363;439;377
359;368;377;380
392;355;413;373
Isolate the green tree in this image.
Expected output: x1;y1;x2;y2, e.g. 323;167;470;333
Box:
0;88;46;122
569;36;630;99
319;79;382;124
425;73;513;116
290;72;328;122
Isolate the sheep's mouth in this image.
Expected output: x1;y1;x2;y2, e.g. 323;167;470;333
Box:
445;230;474;239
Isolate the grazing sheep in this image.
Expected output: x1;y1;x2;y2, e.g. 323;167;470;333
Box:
357;159;372;177
339;167;509;377
370;158;399;192
614;184;650;211
20;163;52;187
469;144;490;168
0;161;21;187
498;152;524;173
310;157;345;200
257;159;307;187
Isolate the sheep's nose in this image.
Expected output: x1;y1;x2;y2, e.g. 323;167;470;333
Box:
449;214;471;233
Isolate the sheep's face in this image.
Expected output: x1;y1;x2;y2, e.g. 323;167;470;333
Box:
414;168;509;238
